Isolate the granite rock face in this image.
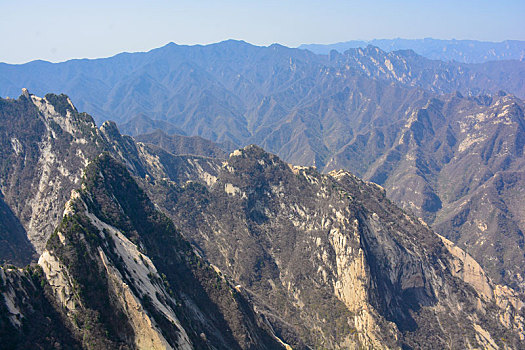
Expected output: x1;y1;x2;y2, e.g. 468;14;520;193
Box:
2;153;285;349
0;92;524;349
143;144;525;349
324;93;525;291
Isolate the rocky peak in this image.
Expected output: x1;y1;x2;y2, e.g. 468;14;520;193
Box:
100;120;121;139
147;145;525;348
43;93;79;115
229;144;280;163
21;88;30;99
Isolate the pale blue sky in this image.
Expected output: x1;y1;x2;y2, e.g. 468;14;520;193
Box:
1;0;524;63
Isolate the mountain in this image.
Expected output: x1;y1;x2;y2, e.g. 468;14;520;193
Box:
141;144;525;349
1;92;525;348
0;90;103;255
0;90;225;258
2;43;525;296
134;130;228;158
2;153;285;349
1;41;524;129
327;46;525;98
0;92;287;347
1;43;525;295
321;91;525;289
0;41;523;169
299;38;525;63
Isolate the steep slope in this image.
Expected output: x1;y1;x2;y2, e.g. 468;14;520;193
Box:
324;92;525;290
0;90;104;256
0;91;224;263
0;196;35;266
141;145;525;349
0;265;80;349
2;154;285;349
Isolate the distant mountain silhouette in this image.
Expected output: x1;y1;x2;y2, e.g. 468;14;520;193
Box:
300;38;525;63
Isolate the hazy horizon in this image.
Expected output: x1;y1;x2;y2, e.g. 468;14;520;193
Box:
2;37;525;66
1;0;524;64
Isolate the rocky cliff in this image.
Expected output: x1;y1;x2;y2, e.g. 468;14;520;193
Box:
2;153;285;349
1;92;524;349
141;144;525;349
325;92;525;291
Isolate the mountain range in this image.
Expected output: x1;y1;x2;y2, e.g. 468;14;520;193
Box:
1;40;524;293
1;91;524;349
299;38;525;63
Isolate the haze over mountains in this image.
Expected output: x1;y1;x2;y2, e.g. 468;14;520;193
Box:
1;40;524;130
1;38;525;348
300;38;525;63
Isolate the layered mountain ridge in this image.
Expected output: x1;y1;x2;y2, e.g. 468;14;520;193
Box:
1;41;524;129
7;39;515;294
299;39;525;63
0;92;524;349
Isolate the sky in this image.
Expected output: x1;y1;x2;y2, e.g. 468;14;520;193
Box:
1;0;524;64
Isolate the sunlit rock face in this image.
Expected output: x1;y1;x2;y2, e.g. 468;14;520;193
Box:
143;144;525;349
0;92;524;349
326;93;525;292
2;152;286;349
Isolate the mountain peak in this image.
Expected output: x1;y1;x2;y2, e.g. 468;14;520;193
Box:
43;93;78;115
215;39;253;48
21;88;30;99
229;144;277;161
221;38;249;44
100;120;121;138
